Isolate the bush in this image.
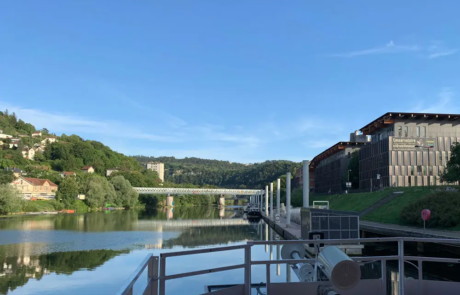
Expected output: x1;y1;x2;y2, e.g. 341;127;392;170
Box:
0;185;23;215
400;192;460;228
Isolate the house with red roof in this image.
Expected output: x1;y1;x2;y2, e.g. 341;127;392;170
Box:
11;177;58;199
81;166;95;174
61;171;77;178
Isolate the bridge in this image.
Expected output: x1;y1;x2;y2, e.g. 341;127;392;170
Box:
133;187;263;195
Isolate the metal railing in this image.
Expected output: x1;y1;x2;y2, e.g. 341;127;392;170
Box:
118;237;460;295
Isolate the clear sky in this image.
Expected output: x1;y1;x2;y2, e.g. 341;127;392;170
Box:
1;1;459;163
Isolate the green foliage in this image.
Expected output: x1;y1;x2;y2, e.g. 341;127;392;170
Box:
75;200;89;213
0;110;36;135
441;143;460;183
56;177;79;208
133;156;300;189
83;175;117;208
348;151;359;189
0;185;23;215
110;170;160;187
110;175;139;208
400;192;460;228
0;170;15;184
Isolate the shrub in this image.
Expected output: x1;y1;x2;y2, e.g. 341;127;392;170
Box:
400;192;460;228
0;185;23;215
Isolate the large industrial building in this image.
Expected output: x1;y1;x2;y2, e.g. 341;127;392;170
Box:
308;112;460;193
310;131;370;193
359;112;460;189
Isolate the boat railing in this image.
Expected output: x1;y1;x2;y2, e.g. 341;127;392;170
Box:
117;237;460;295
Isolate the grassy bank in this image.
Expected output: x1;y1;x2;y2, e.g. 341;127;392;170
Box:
17;200;90;214
294;186;459;227
292;188;391;212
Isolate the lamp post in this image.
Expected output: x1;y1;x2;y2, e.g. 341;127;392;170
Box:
415;145;433;187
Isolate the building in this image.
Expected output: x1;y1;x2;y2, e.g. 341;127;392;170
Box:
81;166;95;174
0;133;12;139
41;137;57;145
146;162;165;181
21;148;35;160
11;177;58;199
5;167;26;178
106;169;119;177
359;112;460;189
61;171;76;178
32;131;42;137
311;142;367;193
293;168;315;191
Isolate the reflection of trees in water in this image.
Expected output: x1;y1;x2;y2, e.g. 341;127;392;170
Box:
0;246;127;294
0;211;140;232
162;225;260;248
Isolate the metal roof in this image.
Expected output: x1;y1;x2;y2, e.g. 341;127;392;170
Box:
360;112;460;135
309;141;367;171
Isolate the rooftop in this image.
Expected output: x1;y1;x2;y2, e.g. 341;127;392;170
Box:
310;141;367;171
22;177;58;187
81;166;93;170
360;112;460;135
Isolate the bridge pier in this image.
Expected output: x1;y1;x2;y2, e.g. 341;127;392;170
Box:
166;195;174;207
219;197;226;207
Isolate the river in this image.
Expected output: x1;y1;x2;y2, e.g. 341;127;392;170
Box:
0;207;290;295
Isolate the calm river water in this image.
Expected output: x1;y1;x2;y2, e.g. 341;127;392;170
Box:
0;207;290;295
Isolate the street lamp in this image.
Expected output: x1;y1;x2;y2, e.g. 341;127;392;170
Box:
348;169;352;182
415;145;433;187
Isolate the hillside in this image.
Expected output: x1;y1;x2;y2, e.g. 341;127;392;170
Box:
133;156;301;189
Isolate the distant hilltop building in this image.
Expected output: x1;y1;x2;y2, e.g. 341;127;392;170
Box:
146;162;164;181
81;166;95;174
106;168;119;177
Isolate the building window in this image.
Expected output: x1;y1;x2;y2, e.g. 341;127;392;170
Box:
404;126;408;137
416;126;420;137
421;126;426;137
398;127;402;137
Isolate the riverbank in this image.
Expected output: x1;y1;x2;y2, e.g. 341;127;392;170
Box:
295;186;460;230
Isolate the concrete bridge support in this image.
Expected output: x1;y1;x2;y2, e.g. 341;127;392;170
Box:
166;195;174;207
219;197;226;207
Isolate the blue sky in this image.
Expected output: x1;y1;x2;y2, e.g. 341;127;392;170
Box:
1;1;459;163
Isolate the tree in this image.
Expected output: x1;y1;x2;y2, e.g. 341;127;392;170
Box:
83;176;116;208
0;184;23;215
347;151;360;189
0;170;15;185
110;175;139;208
57;177;79;208
441;143;460;183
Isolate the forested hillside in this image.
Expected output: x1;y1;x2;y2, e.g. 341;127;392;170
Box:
133;156;301;189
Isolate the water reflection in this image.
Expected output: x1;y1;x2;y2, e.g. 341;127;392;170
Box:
0;207;264;295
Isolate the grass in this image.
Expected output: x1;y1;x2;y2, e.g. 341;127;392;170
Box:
362;187;440;224
22;200;60;212
292;188;394;212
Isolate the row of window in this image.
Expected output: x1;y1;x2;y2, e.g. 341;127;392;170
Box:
397;126;427;137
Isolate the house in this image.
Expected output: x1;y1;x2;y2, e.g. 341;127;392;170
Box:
81;166;95;174
9;142;19;149
32;131;42;137
61;171;77;178
106;169;119;177
18;134;29;138
11;138;20;142
5;167;26;178
77;194;85;200
0;129;2;134
0;133;12;139
10;177;58;199
41;137;57;145
21;148;35;160
34;144;46;153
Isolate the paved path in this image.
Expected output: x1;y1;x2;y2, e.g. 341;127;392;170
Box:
263;213;460;240
360;220;460;239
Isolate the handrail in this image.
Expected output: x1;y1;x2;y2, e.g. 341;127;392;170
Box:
119;237;460;295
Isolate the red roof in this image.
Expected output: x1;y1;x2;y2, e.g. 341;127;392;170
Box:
62;171;76;175
23;177;58;187
81;166;93;170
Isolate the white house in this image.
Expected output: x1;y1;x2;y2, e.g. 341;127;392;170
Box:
41;137;57;145
22;148;35;160
32;131;42;137
0;133;12;139
106;169;119;176
82;166;95;174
